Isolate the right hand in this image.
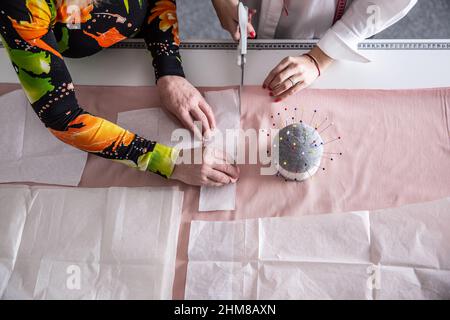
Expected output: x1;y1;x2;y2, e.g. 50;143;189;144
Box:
171;147;240;187
157;75;216;140
211;0;257;41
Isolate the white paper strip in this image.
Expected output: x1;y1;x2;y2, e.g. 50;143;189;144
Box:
186;198;450;300
199;89;240;212
0;90;88;186
0;185;183;300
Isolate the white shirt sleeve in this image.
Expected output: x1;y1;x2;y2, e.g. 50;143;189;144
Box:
317;0;418;62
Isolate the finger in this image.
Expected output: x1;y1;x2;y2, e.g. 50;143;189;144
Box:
271;72;304;97
207;168;232;184
198;99;216;131
179;111;203;140
276;81;308;102
248;23;256;38
271;80;291;97
269;65;299;91
205;178;225;187
207;147;236;166
230;24;240;41
247;9;257;38
190;106;211;137
212;162;240;180
263;57;292;89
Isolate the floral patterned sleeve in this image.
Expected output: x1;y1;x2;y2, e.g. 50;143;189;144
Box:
144;0;185;81
0;0;180;179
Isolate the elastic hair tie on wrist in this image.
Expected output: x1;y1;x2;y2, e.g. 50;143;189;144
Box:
303;53;321;77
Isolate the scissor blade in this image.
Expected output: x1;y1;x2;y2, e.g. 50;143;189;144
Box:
239;57;245;115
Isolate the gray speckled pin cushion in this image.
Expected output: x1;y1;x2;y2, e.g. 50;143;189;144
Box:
272;122;324;181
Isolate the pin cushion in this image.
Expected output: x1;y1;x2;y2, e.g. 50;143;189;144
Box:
272;122;324;181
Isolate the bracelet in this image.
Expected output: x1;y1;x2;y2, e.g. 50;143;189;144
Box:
303;53;321;77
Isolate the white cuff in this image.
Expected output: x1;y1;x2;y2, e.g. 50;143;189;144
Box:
317;21;371;63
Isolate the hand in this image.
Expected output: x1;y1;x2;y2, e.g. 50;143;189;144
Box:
157;75;216;139
212;0;257;41
263;47;334;102
171;147;240;187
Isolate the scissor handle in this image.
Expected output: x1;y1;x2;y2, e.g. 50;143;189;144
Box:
238;2;248;56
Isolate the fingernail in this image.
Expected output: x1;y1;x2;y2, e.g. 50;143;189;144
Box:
275;98;281;103
250;31;256;38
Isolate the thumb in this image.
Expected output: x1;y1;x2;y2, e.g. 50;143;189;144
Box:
247;23;256;38
231;24;240;41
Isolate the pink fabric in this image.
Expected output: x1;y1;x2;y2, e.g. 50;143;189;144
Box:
1;84;449;299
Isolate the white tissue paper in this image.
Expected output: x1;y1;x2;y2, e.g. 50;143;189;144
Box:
117;89;241;212
185;198;450;300
198;89;240;212
0;185;184;300
117;108;202;150
0;90;88;186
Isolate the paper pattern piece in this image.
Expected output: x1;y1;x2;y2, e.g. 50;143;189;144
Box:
198;89;240;212
117;89;240;212
0;90;88;186
0;185;184;300
186;198;450;300
117;108;202;150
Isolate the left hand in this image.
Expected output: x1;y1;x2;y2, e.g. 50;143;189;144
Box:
263;47;334;102
157;76;216;139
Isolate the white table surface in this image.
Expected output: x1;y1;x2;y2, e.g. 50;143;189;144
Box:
1;39;449;89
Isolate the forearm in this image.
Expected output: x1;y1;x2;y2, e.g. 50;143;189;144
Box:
48;109;179;178
144;0;185;81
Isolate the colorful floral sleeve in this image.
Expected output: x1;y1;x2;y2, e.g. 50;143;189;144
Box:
0;0;179;178
145;0;185;81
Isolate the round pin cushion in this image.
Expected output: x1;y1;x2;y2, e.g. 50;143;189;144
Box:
272;122;324;181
